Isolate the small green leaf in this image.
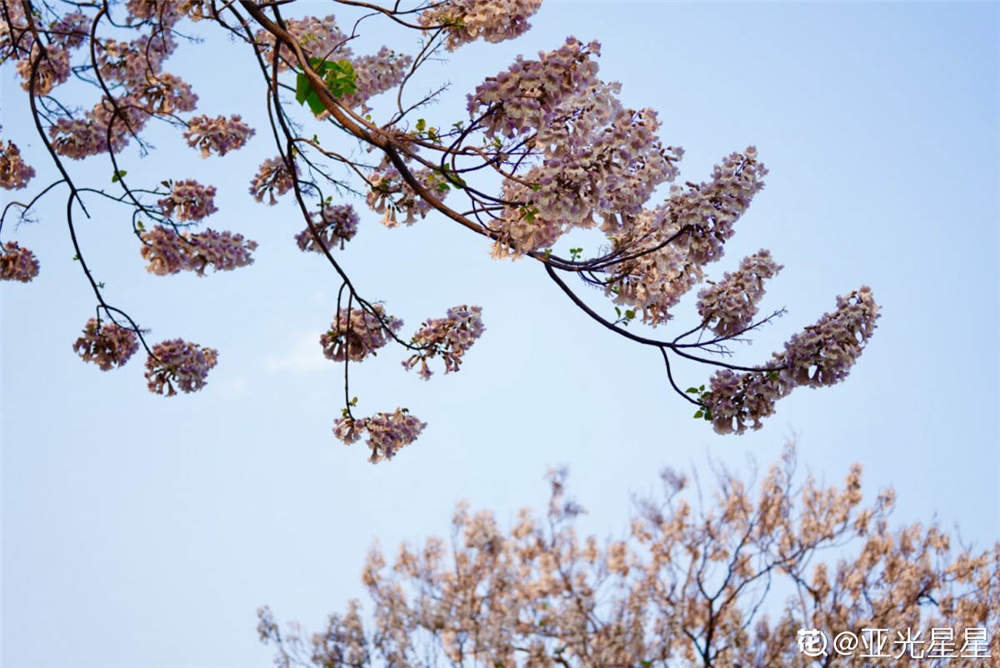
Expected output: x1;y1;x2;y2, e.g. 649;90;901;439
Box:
625;309;636;320
111;169;127;183
416;118;426;132
685;387;699;394
694;411;704;419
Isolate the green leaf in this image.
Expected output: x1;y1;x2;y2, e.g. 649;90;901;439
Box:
694;411;704;419
416;118;426;132
295;59;357;116
686;387;699;394
625;309;636;320
111;169;126;183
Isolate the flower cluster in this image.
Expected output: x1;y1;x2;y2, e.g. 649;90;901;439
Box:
295;204;358;253
183;114;255;157
72;318;139;370
140;225;258;276
419;0;543;51
1;140;35;190
157;179;218;221
144;339;218;396
338;47;413;112
468;37;602;139
48;11;90;50
129;71;198;115
249;157;296;205
15;44;71;95
780;285;880;388
403;305;485;380
321;305;402;362
95;33;177;85
333;408;426;463
604;148;768;325
704;286;880;434
365;163;447;227
697;250;783;337
0;241;40;282
254;15;350;71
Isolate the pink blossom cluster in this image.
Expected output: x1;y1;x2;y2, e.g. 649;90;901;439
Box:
254;15;350;71
365;162;447;226
48;11;89;49
332;408;426;463
403;305;485;380
0;241;40;282
320;305;402;362
48;101;141;159
15;44;71;95
493;83;682;257
1;140;35;190
704;286;880;434
157;179;218;221
419;0;543;51
144;339;218;396
468;37;602;139
72;318;139;370
124;0;199;26
697;250;783;337
129;71;198;115
140;225;258;276
338;47;413;112
249;156;296;205
780;285;880;388
95;33;177;85
1;1;30;61
295;204;358;252
605;148;768;325
183;114;255;157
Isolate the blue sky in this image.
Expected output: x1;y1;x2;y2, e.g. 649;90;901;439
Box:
2;1;998;666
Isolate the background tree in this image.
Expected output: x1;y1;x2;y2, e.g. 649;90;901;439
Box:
257;444;1000;666
1;0;880;461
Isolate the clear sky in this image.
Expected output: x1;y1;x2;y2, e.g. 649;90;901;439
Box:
2;1;998;666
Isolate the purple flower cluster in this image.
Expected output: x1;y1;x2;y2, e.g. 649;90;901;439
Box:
254;16;350;72
333;408;426;463
73;318;139;371
183;115;255;157
338;47;413;113
295;204;359;253
403;305;485;380
469;37;602;139
320;305;403;362
15;44;71;95
144;339;219;396
704;286;880;434
0;241;40;282
1;140;35;190
157;179;218;221
605;148;768;325
140;225;258;276
249;157;296;205
419;0;543;51
697;250;783;337
365;162;446;227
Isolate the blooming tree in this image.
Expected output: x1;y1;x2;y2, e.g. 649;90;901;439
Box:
257;444;1000;666
0;0;881;462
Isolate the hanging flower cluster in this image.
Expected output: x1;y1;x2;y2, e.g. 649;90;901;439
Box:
72;318;139;370
333;408;426;463
183;115;255;157
403;305;485;380
320;305;403;362
697;250;783;337
0;140;35;190
144;339;219;396
295;204;359;252
139;225;258;276
249;156;297;205
419;0;543;51
704;286;880;434
157;179;218;221
0;242;40;282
